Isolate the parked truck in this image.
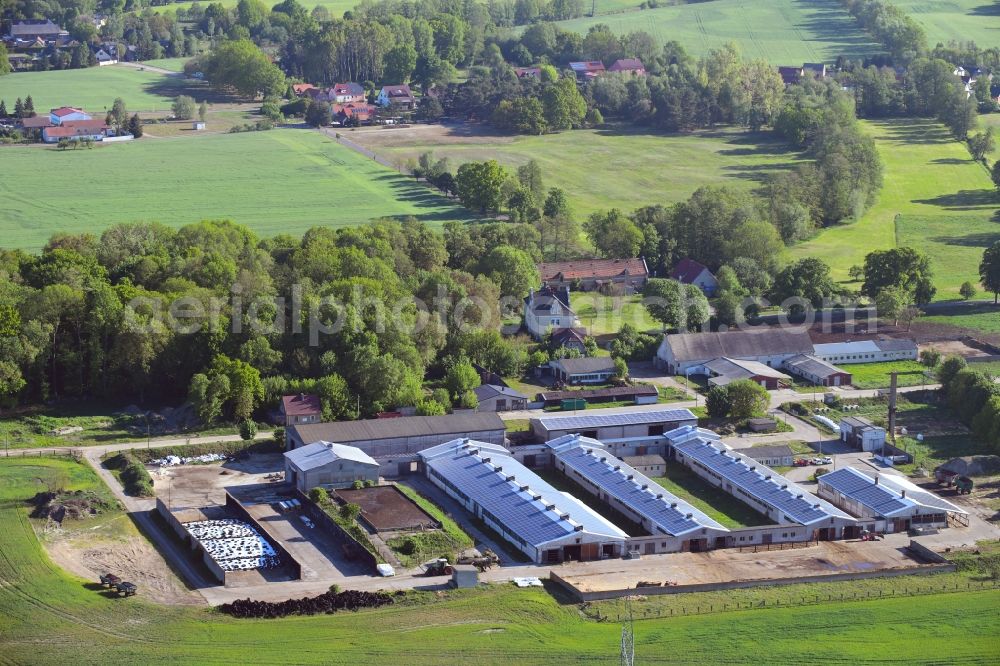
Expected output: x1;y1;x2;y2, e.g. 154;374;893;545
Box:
954;476;974;494
934;467;960;486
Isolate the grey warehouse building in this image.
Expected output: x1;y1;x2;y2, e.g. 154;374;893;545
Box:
287;413;506;477
284;441;379;492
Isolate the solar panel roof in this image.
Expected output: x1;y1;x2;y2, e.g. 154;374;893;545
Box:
673;439;853;526
819;468;912;517
551;437;727;536
871;472;967;515
421;440;626;548
536;409;697;432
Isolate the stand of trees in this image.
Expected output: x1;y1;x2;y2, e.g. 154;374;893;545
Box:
937;356;1000;451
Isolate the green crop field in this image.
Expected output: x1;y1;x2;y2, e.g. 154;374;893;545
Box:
1;457;999;664
547;0;882;64
0;64;206;113
895;0;1000;47
363;127;803;219
0;130;471;251
791;118;997;296
897;214;1000;300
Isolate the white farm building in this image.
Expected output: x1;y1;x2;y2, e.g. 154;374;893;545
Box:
420;439;627;563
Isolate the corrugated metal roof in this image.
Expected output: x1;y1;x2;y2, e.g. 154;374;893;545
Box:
551;356;616;375
662;330;813;363
535;408;697;432
550;435;726;536
783;354;847;379
673;438;853;526
291;412;505;445
420;439;626;548
284;441;378;471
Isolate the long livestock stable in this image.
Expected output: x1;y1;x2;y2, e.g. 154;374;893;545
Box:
529;408;697;457
420;439;627;563
547;434;728;553
818;467;968;533
666;426;856;541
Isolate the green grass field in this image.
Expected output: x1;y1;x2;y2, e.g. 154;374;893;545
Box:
366;127;802;219
547;0;881;64
0;130;471;251
0;64;205;113
791;119;998;294
838;360;933;389
1;457;999;663
896;214;1000;300
653;465;771;528
895;0;1000;47
140;57;192;72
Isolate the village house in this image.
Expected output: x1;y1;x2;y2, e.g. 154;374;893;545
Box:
329;82;366;103
473;384;528;412
524;286;580;339
332;102;376;124
669;258;719;296
569;61;605;80
6;19;65;44
537;258;649;293
279;393;323;426
607;58;645;76
292;83;318;96
376;84;416;110
41;119;109;143
549;327;588;354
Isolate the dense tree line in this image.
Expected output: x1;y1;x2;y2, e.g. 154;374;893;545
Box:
937;356;1000;452
0;218;546;422
840;0;927;63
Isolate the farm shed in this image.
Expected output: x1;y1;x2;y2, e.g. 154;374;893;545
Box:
420;439;627;563
548;435;728;552
656;330;813;375
283;441;379;491
782;354;852;387
703;357;791;389
669;436;855;540
817;467;966;533
840;416;886;452
538;385;659;407
812;338;917;365
549;357;617;384
531;408;698;456
743;444;794;467
621;453;667;476
287;413;506;477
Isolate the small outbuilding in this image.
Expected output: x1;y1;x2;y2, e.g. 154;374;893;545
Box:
840;417;886;452
550;356;617;385
473;384;528;412
284;441;379;491
743;443;794;467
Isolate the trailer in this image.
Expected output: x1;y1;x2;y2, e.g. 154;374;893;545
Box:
934;467;960;487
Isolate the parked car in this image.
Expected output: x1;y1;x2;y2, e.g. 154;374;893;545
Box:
794;459;810;467
816;456;833;465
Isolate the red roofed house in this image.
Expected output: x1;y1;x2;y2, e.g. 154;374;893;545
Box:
330;82;365;103
669;258;718;296
608;58;646;76
41;119;108;143
537;258;649;293
377;84;416;110
292;83;318;96
332;102;376;124
49;107;90;125
569;61;606;81
280;393;322;426
20;116;54;130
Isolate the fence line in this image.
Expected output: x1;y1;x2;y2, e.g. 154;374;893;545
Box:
3;448;81;458
587;579;1000;623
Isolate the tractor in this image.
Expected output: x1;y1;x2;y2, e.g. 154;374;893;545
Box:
424;558;454;577
954;476;974;494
